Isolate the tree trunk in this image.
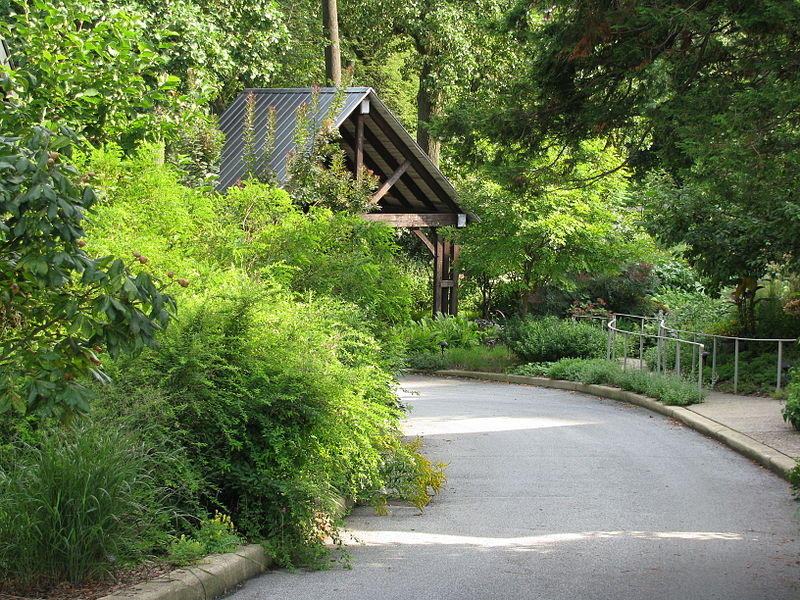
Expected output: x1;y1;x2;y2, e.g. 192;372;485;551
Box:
322;0;341;86
416;61;442;167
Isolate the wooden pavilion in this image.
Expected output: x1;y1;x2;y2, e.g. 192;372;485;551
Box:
217;87;474;315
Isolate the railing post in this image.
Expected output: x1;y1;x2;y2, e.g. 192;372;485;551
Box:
712;337;717;385
777;340;783;392
623;333;629;370
639;319;645;370
734;338;740;394
698;344;704;395
675;339;681;376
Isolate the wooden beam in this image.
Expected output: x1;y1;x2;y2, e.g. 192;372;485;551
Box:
411;228;435;255
370;159;410;204
450;243;461;315
341;118;439;212
360;213;459;227
338;126;415;210
369;107;462;213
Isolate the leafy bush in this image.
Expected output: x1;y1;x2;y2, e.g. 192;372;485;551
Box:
0;422;171;587
788;459;800;500
502;317;608;362
653;290;730;332
508;362;553;377
375;438;447;512
645;342;794;395
783;376;800;431
407;352;447;371
167;512;243;565
94;284;428;566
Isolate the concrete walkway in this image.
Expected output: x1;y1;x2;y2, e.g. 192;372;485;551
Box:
690;391;800;461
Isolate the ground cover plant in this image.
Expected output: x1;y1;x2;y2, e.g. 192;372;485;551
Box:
509;358;705;406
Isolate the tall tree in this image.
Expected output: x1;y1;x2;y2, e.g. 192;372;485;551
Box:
447;0;800;331
339;0;515;166
322;0;342;85
453;141;651;317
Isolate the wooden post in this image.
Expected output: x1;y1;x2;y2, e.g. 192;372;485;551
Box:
410;229;459;316
434;235;444;315
355;112;364;177
449;243;461;315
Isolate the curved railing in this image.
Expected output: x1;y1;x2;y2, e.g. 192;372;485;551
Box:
576;312;797;394
607;314;705;395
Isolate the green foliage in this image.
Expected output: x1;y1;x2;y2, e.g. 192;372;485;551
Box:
508;362;552;377
452;142;653;317
285;86;378;213
441;345;518;373
1;0;184;148
788;459;800;500
466;0;800;312
165;110;226;188
93;285;414;566
783;374;800;431
653;290;731;333
167;512;243;565
0;128;176;421
536;358;704;406
502;316;607;363
0;422;171;587
137;0;289;110
406;352;447;372
374;438;447;513
397;313;483;354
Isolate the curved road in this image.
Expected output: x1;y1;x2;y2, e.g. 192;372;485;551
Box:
229;375;800;600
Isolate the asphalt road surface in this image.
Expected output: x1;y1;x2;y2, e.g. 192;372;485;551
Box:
227;375;800;600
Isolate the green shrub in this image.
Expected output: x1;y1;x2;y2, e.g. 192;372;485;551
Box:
94;284;425;566
783;375;800;431
508;362;553;377
788;459;800;500
167;512;243;565
374;438;447;512
0;422;170;587
407;352;447;371
442;345;518;373
502;317;608;362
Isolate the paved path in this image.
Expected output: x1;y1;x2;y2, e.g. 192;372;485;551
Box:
692;390;800;459
227;376;800;600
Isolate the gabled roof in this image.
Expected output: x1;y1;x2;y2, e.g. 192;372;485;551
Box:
217;87;468;220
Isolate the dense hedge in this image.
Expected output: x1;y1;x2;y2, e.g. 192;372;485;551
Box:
502;316;608;362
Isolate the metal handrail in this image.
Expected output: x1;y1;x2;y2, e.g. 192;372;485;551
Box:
659;324;795;393
576;312;797;394
607;315;705;395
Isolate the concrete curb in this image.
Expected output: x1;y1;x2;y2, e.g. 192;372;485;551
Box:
99;544;272;600
99;497;355;600
433;370;797;481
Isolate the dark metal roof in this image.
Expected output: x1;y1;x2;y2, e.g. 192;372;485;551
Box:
217;87;465;217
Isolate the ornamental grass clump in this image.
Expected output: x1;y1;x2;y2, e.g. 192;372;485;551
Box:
0;423;169;587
